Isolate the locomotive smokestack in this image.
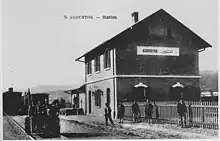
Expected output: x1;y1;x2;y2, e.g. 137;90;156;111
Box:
9;87;13;92
131;12;139;23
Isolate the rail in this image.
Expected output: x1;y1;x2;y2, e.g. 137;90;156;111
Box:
3;112;36;140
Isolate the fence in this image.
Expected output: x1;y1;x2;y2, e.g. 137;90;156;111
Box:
124;101;218;129
64;102;72;108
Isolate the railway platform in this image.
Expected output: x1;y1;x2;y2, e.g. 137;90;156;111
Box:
59;115;218;139
59;115;121;124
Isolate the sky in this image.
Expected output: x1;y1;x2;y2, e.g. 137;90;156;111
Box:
2;0;218;91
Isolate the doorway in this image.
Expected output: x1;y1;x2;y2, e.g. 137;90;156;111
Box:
132;87;147;102
132;82;149;102
88;91;92;114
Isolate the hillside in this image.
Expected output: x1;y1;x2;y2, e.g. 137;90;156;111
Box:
21;70;218;103
47;90;71;103
29;85;72;93
22;85;73;103
200;70;218;92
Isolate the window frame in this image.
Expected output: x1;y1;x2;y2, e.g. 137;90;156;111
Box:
106;88;110;104
94;56;100;72
87;60;92;75
104;50;111;69
94;90;101;107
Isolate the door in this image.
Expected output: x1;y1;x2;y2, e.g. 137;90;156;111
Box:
89;91;92;114
132;87;146;102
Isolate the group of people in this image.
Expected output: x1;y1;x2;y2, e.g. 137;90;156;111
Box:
28;101;60;117
104;99;159;125
104;101;126;125
131;100;159;124
104;99;192;128
28;101;60;133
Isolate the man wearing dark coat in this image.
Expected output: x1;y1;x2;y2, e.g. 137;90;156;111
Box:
132;101;140;123
105;103;114;125
153;101;159;123
28;103;35;133
145;99;153;124
177;99;187;128
117;101;125;123
188;103;193;127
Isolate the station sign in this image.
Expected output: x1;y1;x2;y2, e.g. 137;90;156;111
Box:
137;46;179;56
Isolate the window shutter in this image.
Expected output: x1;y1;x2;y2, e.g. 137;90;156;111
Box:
108;50;111;68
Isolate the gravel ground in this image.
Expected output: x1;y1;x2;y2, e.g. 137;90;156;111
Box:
60;119;143;139
11;115;27;128
3;116;32;140
120;122;219;139
83;119;219;139
11;116;142;139
11;115;219;139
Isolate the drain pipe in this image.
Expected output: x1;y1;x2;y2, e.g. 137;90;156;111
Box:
113;48;117;119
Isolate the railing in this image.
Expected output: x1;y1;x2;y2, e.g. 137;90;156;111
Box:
64;102;72;108
123;101;218;129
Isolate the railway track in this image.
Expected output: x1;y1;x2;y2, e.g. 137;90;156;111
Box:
3;112;36;140
4;113;138;139
3;112;69;140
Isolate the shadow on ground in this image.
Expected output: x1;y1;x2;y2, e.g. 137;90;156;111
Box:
37;132;107;139
61;132;107;138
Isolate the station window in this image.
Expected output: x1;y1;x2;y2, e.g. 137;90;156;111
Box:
166;27;173;39
104;50;111;69
95;56;100;72
94;90;102;107
87;60;92;75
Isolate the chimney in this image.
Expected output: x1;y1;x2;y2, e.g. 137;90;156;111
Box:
9;87;13;92
131;12;139;23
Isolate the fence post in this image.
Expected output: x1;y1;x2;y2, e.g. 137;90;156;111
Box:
202;103;205;128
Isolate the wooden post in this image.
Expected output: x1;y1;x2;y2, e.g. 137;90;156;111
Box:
201;101;204;128
71;92;73;108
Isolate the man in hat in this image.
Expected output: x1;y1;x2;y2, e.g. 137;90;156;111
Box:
132;100;140;123
117;101;125;123
105;103;114;125
145;99;153;124
177;99;187;128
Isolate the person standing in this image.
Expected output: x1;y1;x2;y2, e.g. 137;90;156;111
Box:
154;101;159;123
28;102;35;133
35;101;41;114
132;101;140;123
177;99;187;128
188;103;193;127
105;103;114;125
118;101;125;123
35;101;41;131
145;99;153;124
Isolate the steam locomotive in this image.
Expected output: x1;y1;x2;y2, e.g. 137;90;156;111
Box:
3;87;60;137
24;92;61;137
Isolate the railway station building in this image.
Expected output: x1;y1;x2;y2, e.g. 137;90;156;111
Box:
75;9;211;118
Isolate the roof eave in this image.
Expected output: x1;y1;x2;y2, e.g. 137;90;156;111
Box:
74;10;158;61
75;9;212;60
